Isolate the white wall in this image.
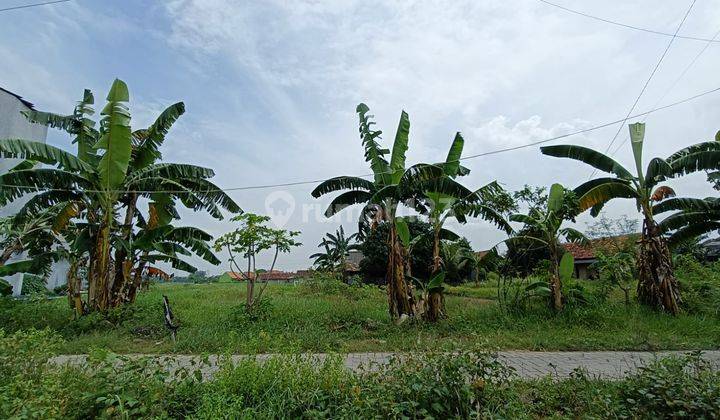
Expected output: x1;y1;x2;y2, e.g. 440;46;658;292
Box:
0;88;61;295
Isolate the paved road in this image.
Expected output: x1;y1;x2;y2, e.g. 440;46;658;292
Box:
50;350;720;380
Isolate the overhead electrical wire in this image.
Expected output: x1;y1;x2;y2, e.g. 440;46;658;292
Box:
588;0;696;178
610;24;720;157
0;0;70;13
2;85;719;194
537;0;717;43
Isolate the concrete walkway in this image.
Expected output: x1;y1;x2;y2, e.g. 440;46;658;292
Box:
50;350;720;380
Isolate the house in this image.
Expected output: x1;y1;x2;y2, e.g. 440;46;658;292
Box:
343;249;363;276
562;234;638;279
0;87;69;295
225;270;314;283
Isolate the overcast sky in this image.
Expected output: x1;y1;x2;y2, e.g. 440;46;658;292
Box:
1;0;719;274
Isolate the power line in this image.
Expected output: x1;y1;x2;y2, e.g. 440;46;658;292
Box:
0;0;70;12
589;0;696;178
2;85;719;194
610;24;720;157
537;0;717;43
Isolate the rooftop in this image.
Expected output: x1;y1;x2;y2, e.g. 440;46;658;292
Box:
0;86;35;109
225;270;314;281
562;234;639;261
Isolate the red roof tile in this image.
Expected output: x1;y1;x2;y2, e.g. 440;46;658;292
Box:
226;270;307;281
562;234;638;261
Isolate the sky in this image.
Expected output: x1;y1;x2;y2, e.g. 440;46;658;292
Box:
1;0;719;274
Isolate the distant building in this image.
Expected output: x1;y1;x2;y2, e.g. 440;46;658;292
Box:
0;87;69;295
225;269;314;283
562;234;638;279
344;249;363;275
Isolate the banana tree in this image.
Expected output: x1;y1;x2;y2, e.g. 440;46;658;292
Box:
541;123;684;314
0;206;66;295
654;197;720;247
652;132;720;247
310;226;360;279
0;79;240;312
311;104;448;320
508;183;586;311
413;133;513;321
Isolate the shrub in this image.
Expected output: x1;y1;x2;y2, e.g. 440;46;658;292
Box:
298;275;380;300
0;329;64;418
52;283;68;295
620;352;720;418
1;330;720;419
0;279;12;296
197;355;354;418
356;351;516;418
21;274;47;295
675;255;720;316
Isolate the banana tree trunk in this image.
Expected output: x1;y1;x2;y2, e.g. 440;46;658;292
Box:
110;195;137;307
88;219;111;312
637;218;681;315
550;245;563;311
66;257;84;318
425;225;445;322
386;222;416;320
0;242;22;266
127;252;148;304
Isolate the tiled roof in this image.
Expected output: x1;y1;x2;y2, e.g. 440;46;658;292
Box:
226;271;248;280
562;234;638;261
344;261;361;272
225;270;311;281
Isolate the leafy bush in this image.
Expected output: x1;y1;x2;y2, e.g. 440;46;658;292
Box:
230;297;275;325
675;255;720;316
1;330;720;418
0;329;64;418
0;279;12;296
198;355;353;418
21;274;47;295
355;351;515;418
298;275;380;301
620;352;720;418
359;219;434;282
52;283;68;295
496;274;552;315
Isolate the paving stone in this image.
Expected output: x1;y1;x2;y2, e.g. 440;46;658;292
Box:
50;350;720;380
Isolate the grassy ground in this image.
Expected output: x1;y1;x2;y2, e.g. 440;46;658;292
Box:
1;278;719;354
4;329;718;418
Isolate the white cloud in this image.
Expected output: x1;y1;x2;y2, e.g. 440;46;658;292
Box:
466;115;593;148
3;0;720;273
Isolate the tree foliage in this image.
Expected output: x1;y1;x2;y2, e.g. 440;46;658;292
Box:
0;79;239;313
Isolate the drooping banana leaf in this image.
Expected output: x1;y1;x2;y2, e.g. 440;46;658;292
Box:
577;181;639;212
132;102;185;170
541;145;634;180
0;139;93;172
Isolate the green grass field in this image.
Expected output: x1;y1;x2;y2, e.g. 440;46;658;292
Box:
1;278;719;354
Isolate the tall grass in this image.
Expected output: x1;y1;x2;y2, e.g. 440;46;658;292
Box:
1;330;718;418
0;275;718;354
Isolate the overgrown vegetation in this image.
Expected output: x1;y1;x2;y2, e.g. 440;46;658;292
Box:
1;278;718;354
1;329;718;419
0;79;240;314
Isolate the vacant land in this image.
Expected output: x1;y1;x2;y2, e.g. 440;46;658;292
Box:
1;279;718;354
